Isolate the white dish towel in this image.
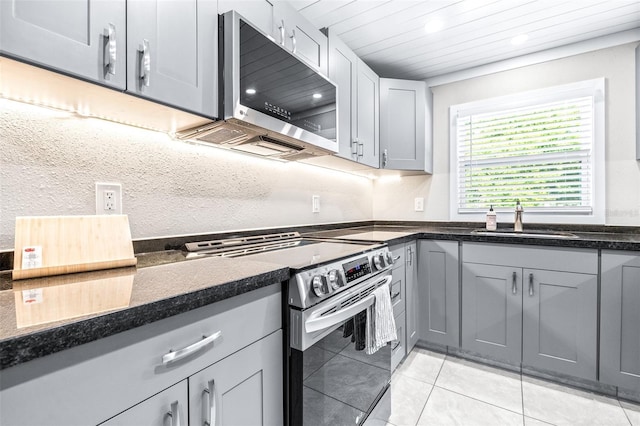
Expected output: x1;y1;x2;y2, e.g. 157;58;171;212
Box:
365;282;397;355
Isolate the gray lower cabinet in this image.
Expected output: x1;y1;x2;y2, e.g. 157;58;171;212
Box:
379;78;430;172
417;240;460;348
461;243;598;381
101;381;188;426
0;285;282;426
0;0;127;89
405;241;419;351
600;251;640;396
127;0;218;116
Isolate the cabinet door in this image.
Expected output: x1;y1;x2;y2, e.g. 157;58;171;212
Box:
101;381;187;426
522;269;597;381
356;59;380;168
188;330;283;426
127;0;217;117
418;241;459;348
379;79;426;171
462;263;522;364
0;0;126;89
391;312;406;372
218;0;273;36
601;251;640;394
272;1;328;76
328;30;358;161
405;242;419;351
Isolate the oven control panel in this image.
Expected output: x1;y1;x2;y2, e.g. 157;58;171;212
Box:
289;247;392;309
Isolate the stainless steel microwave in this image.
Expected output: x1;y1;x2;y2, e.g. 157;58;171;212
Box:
178;11;338;160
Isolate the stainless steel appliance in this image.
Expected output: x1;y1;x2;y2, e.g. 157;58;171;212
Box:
184;232;395;425
176;11;338;161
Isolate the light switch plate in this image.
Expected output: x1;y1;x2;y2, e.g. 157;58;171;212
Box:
312;195;320;213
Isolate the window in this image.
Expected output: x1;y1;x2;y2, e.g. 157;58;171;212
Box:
450;78;605;224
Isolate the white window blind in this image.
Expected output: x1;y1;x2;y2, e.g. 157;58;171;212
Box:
451;79;605;221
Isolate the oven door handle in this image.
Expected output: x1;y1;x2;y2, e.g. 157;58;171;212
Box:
305;275;392;334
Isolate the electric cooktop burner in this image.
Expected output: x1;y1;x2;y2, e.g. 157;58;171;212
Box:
183;232;384;270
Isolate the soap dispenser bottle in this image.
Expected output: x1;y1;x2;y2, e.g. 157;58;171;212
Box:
486;205;497;231
514;200;524;232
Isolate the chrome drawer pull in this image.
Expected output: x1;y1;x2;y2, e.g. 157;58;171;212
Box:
104;23;117;75
529;273;534;297
162;331;222;365
512;271;517;294
204;380;216;426
166;401;182;426
140;39;151;87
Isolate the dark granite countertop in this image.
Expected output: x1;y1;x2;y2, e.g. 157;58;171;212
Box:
0;254;288;370
305;223;640;251
2;220;638;370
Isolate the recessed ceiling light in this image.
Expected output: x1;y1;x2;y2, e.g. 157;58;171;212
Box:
312;93;322;99
511;34;529;45
424;19;444;34
245;88;257;95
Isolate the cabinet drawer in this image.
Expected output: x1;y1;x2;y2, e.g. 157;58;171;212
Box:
390;244;405;270
0;284;282;426
390;266;405;317
463;243;597;274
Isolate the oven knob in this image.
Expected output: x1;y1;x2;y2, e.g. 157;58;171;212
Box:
326;269;341;290
373;254;386;270
312;275;326;297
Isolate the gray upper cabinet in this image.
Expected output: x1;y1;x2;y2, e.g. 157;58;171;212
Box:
461;243;598;380
327;31;380;168
272;0;328;76
418;240;459;348
218;0;273;36
380;78;431;172
600;251;640;396
127;0;218;117
328;31;359;161
0;0;126;89
405;241;419;351
356;59;380;168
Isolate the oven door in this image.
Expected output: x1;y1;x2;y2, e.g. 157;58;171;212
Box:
289;272;392;426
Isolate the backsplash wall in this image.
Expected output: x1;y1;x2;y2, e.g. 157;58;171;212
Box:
0;99;373;250
373;42;640;226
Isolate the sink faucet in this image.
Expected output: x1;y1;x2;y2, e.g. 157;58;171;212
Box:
514;200;524;232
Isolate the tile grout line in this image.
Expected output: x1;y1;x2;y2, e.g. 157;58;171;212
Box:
521;367;526;426
618;398;634;426
412;352;447;426
431;384;527;417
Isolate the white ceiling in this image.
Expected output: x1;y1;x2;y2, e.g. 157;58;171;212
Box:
291;0;640;81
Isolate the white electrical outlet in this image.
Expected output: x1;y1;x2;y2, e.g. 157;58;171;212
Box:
312;195;320;213
96;182;122;214
414;197;424;212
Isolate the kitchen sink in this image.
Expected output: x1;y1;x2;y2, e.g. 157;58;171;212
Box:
471;229;579;239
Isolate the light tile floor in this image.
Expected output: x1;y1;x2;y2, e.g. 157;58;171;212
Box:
367;347;640;426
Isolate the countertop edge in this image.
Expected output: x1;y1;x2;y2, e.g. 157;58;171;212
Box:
0;267;289;370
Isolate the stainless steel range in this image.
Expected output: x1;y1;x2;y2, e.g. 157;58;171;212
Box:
185;232;395;425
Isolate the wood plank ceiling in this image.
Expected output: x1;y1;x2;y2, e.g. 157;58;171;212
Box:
290;0;640;80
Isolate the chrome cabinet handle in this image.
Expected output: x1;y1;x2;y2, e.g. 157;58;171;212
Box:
382;149;388;167
407;247;413;266
104;23;117;75
166;401;182;426
279;19;286;46
162;331;222;365
529;273;534;296
351;138;359;155
390;290;401;300
357;141;364;157
290;29;297;54
203;380;216;426
512;271;517;295
140;39;151;87
391;340;400;351
393;255;401;261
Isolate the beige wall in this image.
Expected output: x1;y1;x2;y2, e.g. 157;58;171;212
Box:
373;43;640;226
0;100;372;250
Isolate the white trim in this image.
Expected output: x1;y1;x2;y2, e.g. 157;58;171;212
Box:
449;78;606;225
426;29;640;88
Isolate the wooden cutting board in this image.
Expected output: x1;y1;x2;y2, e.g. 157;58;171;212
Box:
12;215;137;280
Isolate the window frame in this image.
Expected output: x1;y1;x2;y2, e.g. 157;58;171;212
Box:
449;78;606;225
